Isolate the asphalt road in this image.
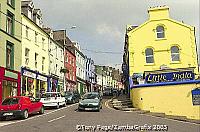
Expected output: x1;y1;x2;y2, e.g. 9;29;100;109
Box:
0;98;199;132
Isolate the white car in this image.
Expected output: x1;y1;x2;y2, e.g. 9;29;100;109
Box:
40;92;66;109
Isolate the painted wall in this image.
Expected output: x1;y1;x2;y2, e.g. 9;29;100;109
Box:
0;0;22;71
21;14;49;75
127;6;199;78
130;81;200;120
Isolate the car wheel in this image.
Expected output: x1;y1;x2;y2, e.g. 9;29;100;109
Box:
39;106;44;114
72;99;75;104
22;110;29;119
0;117;6;121
56;103;60;109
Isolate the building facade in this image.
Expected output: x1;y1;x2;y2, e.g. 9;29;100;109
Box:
85;56;96;92
126;6;199;84
21;1;49;98
53;30;77;92
74;42;86;95
43;28;65;93
0;0;22;102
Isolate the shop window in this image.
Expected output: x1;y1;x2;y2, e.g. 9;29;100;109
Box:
145;48;154;63
6;41;14;69
25;48;29;65
171;46;180;61
6;11;14;35
156;26;165;39
2;80;17;101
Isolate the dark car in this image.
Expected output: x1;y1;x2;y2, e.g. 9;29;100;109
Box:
64;92;80;104
78;92;102;112
0;96;44;120
103;88;112;96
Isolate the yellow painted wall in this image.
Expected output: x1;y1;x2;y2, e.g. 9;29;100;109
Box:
130;83;200;120
128;6;199;78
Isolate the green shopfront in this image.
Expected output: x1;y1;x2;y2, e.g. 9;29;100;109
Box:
0;67;21;103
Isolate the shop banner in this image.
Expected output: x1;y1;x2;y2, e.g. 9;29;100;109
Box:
37;74;47;81
145;71;194;83
23;70;36;78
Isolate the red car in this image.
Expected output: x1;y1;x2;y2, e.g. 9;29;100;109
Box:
0;96;44;120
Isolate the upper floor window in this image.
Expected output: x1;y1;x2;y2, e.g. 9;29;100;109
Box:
42;38;45;50
26;26;29;39
145;48;154;63
156;26;165;39
42;57;45;71
7;0;15;8
6;41;14;69
35;32;38;43
35;53;38;68
6;11;14;35
171;46;180;62
25;48;30;65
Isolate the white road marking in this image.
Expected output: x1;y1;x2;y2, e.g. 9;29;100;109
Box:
48;115;65;123
0;103;78;127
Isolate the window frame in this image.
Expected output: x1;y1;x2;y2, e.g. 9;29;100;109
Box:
156;25;165;39
7;0;15;9
25;48;30;65
6;41;14;69
171;46;180;62
145;48;154;64
6;10;15;36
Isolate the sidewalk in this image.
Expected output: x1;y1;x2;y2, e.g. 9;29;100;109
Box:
108;94;200;124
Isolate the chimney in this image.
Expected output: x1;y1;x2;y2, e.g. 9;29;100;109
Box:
148;6;170;20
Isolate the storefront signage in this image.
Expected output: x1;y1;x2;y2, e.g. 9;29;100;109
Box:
192;88;200;105
23;70;36;78
37;75;47;82
145;71;194;83
5;70;18;79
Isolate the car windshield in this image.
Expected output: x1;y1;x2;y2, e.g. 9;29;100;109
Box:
83;93;99;99
65;92;73;97
2;98;19;105
41;93;59;98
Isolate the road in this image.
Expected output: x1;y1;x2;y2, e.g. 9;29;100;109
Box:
0;98;199;132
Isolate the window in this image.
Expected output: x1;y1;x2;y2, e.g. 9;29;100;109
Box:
26;26;29;39
42;57;45;71
35;32;38;43
25;48;29;65
7;0;15;8
171;46;180;61
35;53;38;68
6;11;14;35
65;54;68;63
42;38;45;50
156;26;165;39
55;46;57;58
145;48;154;63
6;42;14;69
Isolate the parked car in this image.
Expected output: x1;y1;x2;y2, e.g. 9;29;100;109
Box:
64;91;80;104
103;87;112;96
40;92;66;109
0;96;44;120
78;92;102;112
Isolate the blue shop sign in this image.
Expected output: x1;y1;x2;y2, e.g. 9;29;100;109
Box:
192;88;200;105
145;71;194;83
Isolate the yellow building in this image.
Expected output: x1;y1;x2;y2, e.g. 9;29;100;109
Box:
127;6;199;78
21;1;49;98
127;6;200;120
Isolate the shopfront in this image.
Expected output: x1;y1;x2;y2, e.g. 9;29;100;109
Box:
21;67;48;98
0;67;21;103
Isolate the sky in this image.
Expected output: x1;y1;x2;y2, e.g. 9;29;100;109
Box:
32;0;199;69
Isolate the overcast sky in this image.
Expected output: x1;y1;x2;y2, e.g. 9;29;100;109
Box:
32;0;199;68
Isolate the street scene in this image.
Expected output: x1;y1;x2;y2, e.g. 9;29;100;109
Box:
0;0;200;132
